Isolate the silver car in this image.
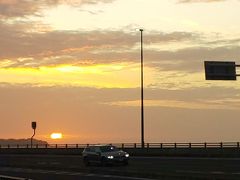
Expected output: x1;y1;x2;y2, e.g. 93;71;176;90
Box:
82;145;129;166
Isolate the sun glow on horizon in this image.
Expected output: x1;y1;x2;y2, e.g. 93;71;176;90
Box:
50;133;63;139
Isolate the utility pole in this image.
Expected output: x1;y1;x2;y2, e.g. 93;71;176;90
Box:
139;29;145;148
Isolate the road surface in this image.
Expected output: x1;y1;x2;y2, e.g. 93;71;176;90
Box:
0;155;240;179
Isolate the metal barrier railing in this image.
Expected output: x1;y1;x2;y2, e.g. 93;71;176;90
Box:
0;174;32;180
0;142;240;149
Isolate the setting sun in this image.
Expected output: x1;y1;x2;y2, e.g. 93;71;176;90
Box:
50;133;63;139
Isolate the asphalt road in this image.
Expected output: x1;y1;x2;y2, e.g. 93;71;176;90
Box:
0;167;154;180
1;155;240;179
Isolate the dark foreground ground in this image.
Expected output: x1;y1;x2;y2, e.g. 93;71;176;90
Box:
0;155;240;179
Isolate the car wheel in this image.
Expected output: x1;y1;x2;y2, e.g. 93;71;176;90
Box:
83;157;90;166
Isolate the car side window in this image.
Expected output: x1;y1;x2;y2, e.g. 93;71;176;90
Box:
85;147;90;152
95;147;101;153
88;147;95;152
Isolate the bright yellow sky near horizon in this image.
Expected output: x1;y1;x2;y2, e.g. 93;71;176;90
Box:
1;0;240;144
0;63;158;88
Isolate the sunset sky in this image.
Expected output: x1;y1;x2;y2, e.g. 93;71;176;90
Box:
1;0;240;144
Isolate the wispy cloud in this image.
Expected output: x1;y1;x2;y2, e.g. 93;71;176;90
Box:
0;0;115;19
178;0;226;3
104;97;240;110
0;20;239;74
103;99;226;110
0;20;202;68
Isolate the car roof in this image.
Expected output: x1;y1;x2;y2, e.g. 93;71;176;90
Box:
86;144;113;147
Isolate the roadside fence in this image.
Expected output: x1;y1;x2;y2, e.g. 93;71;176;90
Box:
0;142;239;149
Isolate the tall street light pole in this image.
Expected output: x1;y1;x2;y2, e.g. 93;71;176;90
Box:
139;29;144;148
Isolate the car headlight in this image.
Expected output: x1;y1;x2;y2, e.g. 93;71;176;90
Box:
107;156;114;159
125;153;129;157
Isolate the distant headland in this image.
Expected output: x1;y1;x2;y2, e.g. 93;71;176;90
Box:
0;139;48;145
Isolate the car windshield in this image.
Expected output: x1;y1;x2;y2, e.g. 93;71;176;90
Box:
99;146;119;152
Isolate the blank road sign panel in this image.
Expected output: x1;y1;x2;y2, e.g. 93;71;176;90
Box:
204;61;236;80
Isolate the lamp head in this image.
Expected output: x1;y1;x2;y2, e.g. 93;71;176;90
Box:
136;28;144;32
32;121;37;130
